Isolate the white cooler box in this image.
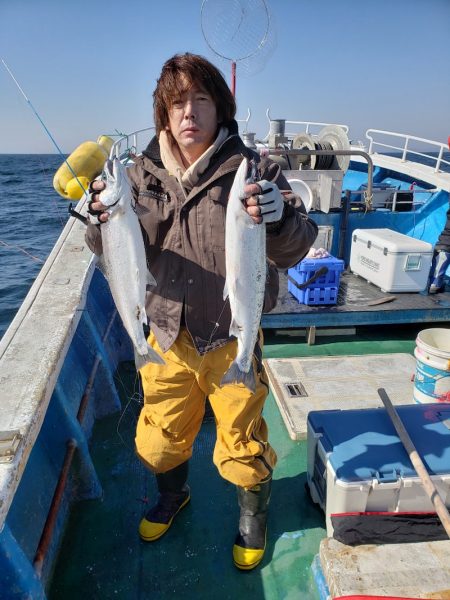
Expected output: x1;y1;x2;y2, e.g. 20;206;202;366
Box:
306;403;450;536
350;228;433;292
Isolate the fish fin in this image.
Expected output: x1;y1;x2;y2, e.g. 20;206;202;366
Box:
101;159;116;192
229;317;242;339
96;257;108;278
220;361;256;393
104;159;115;181
223;280;229;301
139;306;148;326
134;344;165;370
147;270;157;287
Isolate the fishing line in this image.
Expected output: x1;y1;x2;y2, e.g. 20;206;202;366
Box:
108;356;144;451
136;308;229;461
0;239;44;263
35;154;68;228
162;302;229;438
1;59;250;451
115;388;142;451
1;59;88;198
2;62;173;453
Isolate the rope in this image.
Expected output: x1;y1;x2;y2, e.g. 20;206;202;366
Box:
314;141;334;170
0;240;44;263
363;189;373;212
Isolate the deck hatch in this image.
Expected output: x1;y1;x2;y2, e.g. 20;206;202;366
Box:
264;353;417;440
0;429;22;463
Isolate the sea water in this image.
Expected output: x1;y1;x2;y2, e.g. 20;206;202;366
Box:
0;154;69;339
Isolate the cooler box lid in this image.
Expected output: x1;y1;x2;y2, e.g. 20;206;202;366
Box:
352;228;433;254
308;403;450;482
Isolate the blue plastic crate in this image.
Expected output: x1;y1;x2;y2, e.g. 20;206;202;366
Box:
288;256;344;305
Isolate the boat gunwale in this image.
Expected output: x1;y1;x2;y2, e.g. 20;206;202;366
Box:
0;194;96;530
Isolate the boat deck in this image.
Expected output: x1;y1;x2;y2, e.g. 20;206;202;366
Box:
263;271;450;330
48;325;429;600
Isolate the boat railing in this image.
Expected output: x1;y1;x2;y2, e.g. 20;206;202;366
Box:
236;108;251;133
366;129;450;173
263;109;349;142
109;127;155;160
285;120;349;138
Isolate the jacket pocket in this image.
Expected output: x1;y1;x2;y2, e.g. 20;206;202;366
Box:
207;186;227;252
138;187;175;248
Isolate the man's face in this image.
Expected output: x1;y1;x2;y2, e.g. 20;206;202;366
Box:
167;79;219;164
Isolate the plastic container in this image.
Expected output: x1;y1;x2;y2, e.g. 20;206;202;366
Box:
288;256;344;305
414;328;450;404
349;228;433;292
306;403;450;536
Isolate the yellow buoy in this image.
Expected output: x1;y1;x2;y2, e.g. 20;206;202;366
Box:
53;135;114;200
64;176;91;201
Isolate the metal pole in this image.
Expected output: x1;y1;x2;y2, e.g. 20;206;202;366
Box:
32;309;118;575
378;388;450;539
33;440;77;577
231;61;236;97
338;190;351;260
264;149;374;200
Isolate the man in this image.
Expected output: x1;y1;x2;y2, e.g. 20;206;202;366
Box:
429;205;450;293
86;53;318;570
428;137;450;294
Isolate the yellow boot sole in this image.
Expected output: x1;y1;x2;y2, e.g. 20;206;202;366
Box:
139;494;190;542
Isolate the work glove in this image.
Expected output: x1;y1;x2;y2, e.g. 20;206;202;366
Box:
87;179;109;224
255;180;285;224
243;179;288;231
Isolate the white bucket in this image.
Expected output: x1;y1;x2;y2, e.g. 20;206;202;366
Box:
287;179;314;213
413;328;450;403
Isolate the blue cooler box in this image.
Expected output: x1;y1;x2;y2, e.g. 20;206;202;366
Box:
306;403;450;536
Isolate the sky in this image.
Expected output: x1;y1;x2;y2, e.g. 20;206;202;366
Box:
0;0;449;154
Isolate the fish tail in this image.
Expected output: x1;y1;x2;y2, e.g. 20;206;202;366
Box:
134;343;165;370
220;361;256;393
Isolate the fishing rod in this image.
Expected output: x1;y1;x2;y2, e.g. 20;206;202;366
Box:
1;58;89;210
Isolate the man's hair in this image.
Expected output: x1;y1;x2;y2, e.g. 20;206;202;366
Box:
153;53;236;134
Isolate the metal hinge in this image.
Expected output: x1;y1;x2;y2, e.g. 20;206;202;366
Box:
0;430;22;463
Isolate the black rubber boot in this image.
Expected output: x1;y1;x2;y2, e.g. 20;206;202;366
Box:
233;477;271;570
139;461;190;542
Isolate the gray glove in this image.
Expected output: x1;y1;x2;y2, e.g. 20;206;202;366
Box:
256;180;285;224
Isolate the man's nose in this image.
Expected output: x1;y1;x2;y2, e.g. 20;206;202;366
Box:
184;100;196;119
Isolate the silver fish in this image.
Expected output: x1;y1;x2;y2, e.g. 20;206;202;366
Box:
99;159;165;370
221;157;266;393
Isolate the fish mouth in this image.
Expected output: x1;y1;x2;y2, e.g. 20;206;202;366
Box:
104;159;114;176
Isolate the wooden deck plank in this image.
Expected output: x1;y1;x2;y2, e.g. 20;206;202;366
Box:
320;537;450;598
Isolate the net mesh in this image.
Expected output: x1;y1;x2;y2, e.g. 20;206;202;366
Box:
201;0;276;77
